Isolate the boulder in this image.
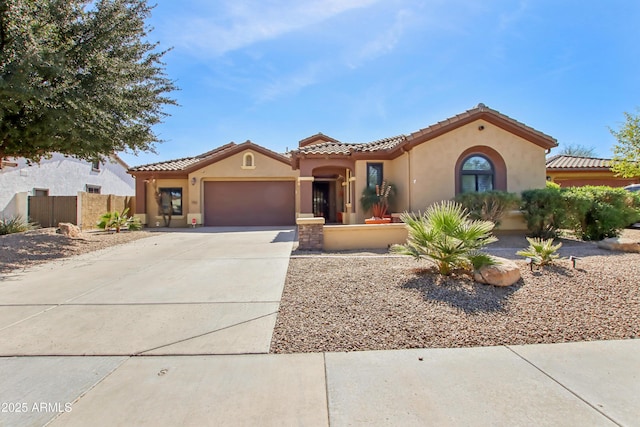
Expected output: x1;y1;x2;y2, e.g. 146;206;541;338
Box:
597;237;640;253
474;257;521;287
58;222;81;238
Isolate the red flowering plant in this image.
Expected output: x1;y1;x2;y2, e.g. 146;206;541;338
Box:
361;181;395;219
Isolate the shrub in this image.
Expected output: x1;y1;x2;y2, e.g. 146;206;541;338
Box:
454;191;519;227
97;208;141;233
563;186;640;240
516;237;562;266
360;181;395;217
391;201;497;275
0;215;36;235
520;187;566;238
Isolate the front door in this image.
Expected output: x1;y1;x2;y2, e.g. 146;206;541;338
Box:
312;182;330;220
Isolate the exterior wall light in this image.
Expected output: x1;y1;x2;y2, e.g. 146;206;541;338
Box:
190;177;196;185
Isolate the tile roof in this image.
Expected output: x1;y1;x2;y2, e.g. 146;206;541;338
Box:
296;135;407;155
546;155;613;169
408;103;556;147
293;103;557;160
129;141;291;173
129;143;238;172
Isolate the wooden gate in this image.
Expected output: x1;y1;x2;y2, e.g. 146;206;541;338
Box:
28;196;77;228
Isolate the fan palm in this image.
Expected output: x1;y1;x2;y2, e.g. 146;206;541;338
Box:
391;201;497;275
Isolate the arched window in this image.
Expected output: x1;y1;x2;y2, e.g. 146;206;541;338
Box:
460;155;494;193
242;152;255;169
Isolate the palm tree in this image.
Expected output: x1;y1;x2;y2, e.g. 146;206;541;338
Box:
392;201;497;275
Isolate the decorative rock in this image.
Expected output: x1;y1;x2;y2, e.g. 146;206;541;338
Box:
597;237;640;253
58;222;81;238
474;256;521;287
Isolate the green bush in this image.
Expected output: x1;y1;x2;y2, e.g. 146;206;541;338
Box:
520;187;566;238
454;191;519;227
391;201;497;275
520;186;640;240
0;215;36;235
563;186;640;240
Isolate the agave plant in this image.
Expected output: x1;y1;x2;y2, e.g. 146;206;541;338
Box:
0;215;36;235
391;201;498;275
516;237;562;266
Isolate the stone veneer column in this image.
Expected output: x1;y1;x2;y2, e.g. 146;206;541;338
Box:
296;217;325;251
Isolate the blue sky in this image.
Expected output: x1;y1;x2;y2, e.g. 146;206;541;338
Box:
119;0;640;167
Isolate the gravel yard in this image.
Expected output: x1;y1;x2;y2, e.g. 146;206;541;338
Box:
0;228;153;274
270;230;640;353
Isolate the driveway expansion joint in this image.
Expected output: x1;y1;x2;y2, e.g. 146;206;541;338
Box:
504;345;623;427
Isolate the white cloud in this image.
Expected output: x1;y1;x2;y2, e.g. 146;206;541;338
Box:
347;9;412;68
498;1;529;32
170;0;381;56
256;61;328;102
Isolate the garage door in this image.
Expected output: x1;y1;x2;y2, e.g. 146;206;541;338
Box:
204;181;295;226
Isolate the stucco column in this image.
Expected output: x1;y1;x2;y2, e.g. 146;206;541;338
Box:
298;177;314;216
135;178;147;214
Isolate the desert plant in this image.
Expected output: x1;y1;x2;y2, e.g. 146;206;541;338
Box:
563;186;640;240
391;201;497;275
0;215;36;235
520;187;567;238
361;181;395;218
454;191;519;227
516;237;562;266
97;208;141;233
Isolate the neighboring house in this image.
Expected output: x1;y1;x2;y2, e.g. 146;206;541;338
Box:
546;155;640;187
129;104;558;227
0;154;135;218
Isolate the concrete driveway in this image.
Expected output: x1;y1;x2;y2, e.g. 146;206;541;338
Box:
2;227;638;426
0;227;295;356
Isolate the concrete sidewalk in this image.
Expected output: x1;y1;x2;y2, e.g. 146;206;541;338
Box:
1;340;637;426
0;227;638;426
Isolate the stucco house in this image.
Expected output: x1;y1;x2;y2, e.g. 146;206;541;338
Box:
129;104;557;228
546;155;639;187
0;154;135;219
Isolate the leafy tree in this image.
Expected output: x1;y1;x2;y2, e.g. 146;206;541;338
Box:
611;110;640;178
0;0;177;163
557;143;596;157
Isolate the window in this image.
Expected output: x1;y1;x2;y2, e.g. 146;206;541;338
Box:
367;163;383;188
242;152;255;169
159;188;183;215
91;160;100;171
460;155;494;193
86;185;101;194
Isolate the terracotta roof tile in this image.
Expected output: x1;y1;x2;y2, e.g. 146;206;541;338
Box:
546;155;613;169
408;103;556;147
129;143;237;172
296;135;407;155
294;103;557;159
129;141;291;173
